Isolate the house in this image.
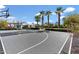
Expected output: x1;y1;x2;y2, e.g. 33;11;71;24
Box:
8;22;23;30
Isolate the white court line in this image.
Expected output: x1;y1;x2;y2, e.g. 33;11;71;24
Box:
17;32;48;54
58;33;70;54
68;33;73;54
0;36;6;54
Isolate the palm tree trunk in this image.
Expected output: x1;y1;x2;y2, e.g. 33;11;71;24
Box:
58;13;60;28
42;16;44;28
37;22;38;25
48;15;50;28
37;21;38;27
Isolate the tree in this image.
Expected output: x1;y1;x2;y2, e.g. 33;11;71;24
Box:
0;20;8;29
35;15;41;27
40;11;45;28
63;14;79;32
46;11;52;28
55;7;64;28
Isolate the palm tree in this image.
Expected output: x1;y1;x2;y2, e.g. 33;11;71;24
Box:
40;11;45;28
55;7;64;28
0;20;8;29
46;11;52;28
35;15;41;27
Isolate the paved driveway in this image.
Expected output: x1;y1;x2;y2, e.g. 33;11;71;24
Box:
0;31;70;54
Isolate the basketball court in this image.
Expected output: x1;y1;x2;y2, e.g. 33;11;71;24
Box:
0;30;72;54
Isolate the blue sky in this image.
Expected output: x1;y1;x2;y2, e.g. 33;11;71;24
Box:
0;5;79;24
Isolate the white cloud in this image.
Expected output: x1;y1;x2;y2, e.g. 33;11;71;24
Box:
0;16;16;21
34;21;41;25
49;19;53;23
0;17;6;20
27;21;41;25
7;16;16;20
0;15;26;23
35;13;40;16
7;16;16;22
60;16;65;19
27;21;32;25
0;5;6;9
7;16;21;23
64;7;75;13
33;21;37;24
52;12;56;15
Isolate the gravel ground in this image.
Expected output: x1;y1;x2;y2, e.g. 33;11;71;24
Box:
71;33;79;54
0;40;4;54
